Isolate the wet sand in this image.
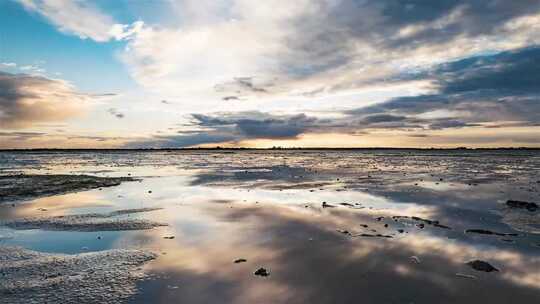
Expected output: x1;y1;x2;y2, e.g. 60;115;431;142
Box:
0;150;539;303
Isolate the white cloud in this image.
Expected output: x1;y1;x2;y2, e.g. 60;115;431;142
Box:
17;0;141;42
1;62;17;68
119;0;540;102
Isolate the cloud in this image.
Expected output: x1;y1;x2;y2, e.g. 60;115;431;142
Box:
17;0;142;42
119;0;540;99
0;71;91;128
107;108;125;119
355;46;540;128
129;43;540;148
0;131;46;140
1;62;17;68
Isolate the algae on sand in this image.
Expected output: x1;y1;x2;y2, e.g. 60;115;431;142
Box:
1;208;167;232
0;174;136;204
0;246;157;304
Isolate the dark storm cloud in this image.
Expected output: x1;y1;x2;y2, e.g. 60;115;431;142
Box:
354;46;540;126
281;0;540;79
190;112;328;138
127;110;433;148
360;114;407;124
128;112;337;148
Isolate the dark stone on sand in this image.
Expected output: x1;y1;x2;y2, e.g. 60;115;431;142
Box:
337;229;350;235
465;229;518;237
322;202;335;208
466;260;499;272
397;229;404;233
340;203;354;207
433;223;451;229
358;233;393;238
506;200;538;212
163;236;175;239
254;267;270;277
234;259;247;263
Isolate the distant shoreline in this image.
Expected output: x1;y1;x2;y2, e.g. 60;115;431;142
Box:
1;147;540;152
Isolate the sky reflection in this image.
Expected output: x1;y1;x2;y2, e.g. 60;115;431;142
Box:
1;151;539;303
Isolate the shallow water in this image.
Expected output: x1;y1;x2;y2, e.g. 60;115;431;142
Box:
1;150;539;303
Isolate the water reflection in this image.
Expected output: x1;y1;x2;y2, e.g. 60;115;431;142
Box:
1;151;539;303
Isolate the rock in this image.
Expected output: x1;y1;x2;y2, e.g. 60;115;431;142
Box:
357;233;393;238
506;200;538;212
254;267;270;277
163;236;175;239
234;259;247;263
466;260;499;272
465;229;518;237
337;229;350;235
410;256;421;264
322;202;335;208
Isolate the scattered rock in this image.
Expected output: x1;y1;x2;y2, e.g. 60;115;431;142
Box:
254;267;270;277
234;259;247;263
322;202;335;208
356;233;393;238
506;200;538;212
392;215;451;229
465;229;518;237
410;256;421;264
466;260;499;272
337;229;351;235
163;236;175;239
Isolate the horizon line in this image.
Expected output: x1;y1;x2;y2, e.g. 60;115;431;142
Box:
1;147;540;152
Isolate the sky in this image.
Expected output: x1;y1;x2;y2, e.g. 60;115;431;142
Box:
1;0;540;149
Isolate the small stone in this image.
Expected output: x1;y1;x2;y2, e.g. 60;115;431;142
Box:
234;259;247;263
322;202;335;208
254;267;270;277
466;260;499;272
410;256;421;264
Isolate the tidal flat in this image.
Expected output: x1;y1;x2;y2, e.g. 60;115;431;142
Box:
0;149;539;303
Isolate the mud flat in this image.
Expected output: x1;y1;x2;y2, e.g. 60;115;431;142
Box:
1;208;167;232
0;174;136;204
0;246;157;304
